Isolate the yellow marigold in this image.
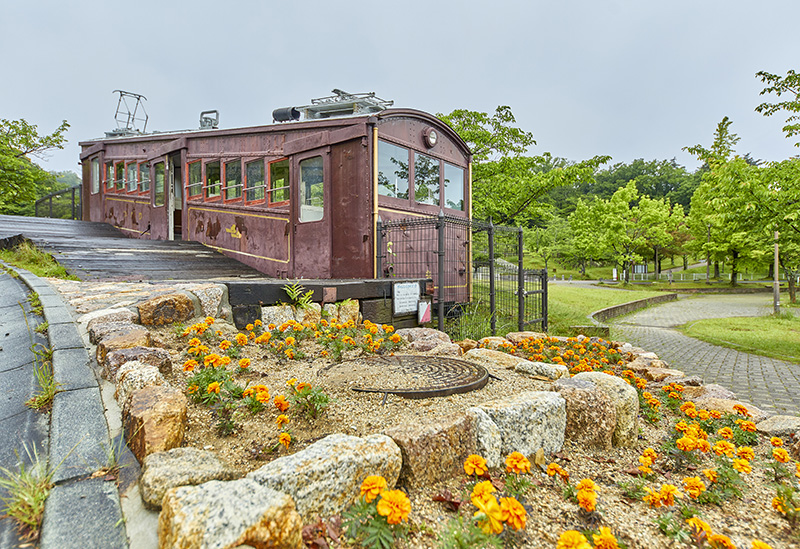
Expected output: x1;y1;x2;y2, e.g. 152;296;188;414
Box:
254;319;262;327
219;340;232;351
499;497;527;531
638;465;653;476
703;468;717;483
238;358;250;369
472;494;503;534
773;496;787;514
642;448;658;462
732;458;752;474
709;410;722;419
697;409;710;420
287;377;297;387
676;436;696;452
207;382;221;394
685;408;698;419
382;324;394;333
736;446;755;461
285;336;296;346
718;427;734;439
278;432;291;449
639;454;654;467
235;333;248;346
557;530;592;549
773;447;790;463
245;323;254;332
751;541;774;549
377;489;411;525
470;480;496;505
187;337;201;346
643;487;662;508
738;420;756;432
713;440;736;458
359;475;387;503
187;384;198;394
285;349;295;359
695;439;711;453
682;476;706;499
275;414;289;428
659;484;682;506
708;534;736;549
771;437;784;447
575;478;597;493
204;316;215;325
592;526;619;549
255;390;270;404
796;462;800;480
685;516;712;537
464;454;488;477
183;359;198;372
577;489;597;512
675;421;689;433
733;404;750;416
296;381;310;391
273;395;289;412
505;451;531;474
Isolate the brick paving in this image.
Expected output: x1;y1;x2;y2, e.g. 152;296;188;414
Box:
610;294;800;416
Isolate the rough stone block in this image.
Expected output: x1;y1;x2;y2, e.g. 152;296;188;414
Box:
82;308;138;332
573;372;639;447
756;415;800;437
477;336;511;350
477;391;566;457
692;397;771;423
505;331;548;345
158;478;303;549
552;377;616;450
456;339;479;353
114;361;165;408
515;360;570;380
138;292;198;325
88;321;141;345
338;299;360;325
683;384;736;401
103;346;173;381
123;384;187;463
464;348;526;371
247;434;401;522
395;327;452;352
466;407;502;468
96;327;151;363
295;302;322;325
140;447;236;509
642;367;685;382
261;305;296;328
385;412;477;488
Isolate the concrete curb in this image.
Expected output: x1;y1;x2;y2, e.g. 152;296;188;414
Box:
590;293;679;323
6;266;128;548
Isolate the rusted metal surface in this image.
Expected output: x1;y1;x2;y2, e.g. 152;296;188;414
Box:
346;355;489;399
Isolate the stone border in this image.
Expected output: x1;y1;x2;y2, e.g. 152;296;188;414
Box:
590;293;678;323
2;264;128;549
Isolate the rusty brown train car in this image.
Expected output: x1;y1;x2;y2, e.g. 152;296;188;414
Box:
79;101;472;284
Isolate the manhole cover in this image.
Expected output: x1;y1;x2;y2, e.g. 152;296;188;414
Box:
334;355;489;399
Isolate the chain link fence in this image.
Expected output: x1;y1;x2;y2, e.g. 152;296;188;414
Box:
377;213;547;341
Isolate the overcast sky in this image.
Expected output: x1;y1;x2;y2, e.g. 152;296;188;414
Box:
2;0;798;175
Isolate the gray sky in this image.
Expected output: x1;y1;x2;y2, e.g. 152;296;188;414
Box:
3;0;798;175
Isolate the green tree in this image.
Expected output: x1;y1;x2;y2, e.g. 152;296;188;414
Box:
567;198;608;276
0;118;70;213
756;69;800;146
439;107;610;225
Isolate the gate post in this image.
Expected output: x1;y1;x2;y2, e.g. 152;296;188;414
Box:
375;216;383;279
488;218;496;336
437;210;445;332
542;270;548;332
518;227;525;332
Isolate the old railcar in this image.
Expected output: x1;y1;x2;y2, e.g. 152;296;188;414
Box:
78;96;471;291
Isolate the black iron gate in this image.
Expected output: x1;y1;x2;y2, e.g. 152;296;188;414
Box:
34;186;82;220
376;212;547;340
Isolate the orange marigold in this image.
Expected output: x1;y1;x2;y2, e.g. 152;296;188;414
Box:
464;454;488;476
273;395;289;412
703;469;718;483
505;451;531;474
733;404;750;416
557;531;592;549
207;382;221;394
499;497;527;531
576;478;597;492
732;458;752;474
472;494;503;534
709;410;722;419
278;432;291;449
204;316;215;325
238;358;250;369
738;420;756;432
685;517;712;537
219;340;232;351
183;359;198;372
235;333;248;346
577;489;597;512
718;427;734;439
659;484;682;506
359;475;387;503
773;447;790;463
187;337;201;346
376;489;411;525
592;526;619;549
771;437;784;447
751;541;774;549
470;480;496;505
676;436;697;452
736;446;755;461
708;534;736;549
275;414;289;428
643;487;662;509
713;440;736;458
682;476;706;499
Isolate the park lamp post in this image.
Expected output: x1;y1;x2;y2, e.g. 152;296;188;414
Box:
774;230;780;315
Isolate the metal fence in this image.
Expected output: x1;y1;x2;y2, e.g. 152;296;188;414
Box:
376;212;547;340
34;186;82;220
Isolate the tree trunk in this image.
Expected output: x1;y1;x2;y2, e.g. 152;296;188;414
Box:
730;251;739;286
683;255;688;270
580;260;586;276
654;247;660;277
768;262;774;279
714;262;720;278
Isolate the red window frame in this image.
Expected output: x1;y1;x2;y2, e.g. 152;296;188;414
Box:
222;158;243;204
267;158;290;208
125;162;138;193
243;158;266;206
186;160;203;200
204;160;222;202
138;161;151;195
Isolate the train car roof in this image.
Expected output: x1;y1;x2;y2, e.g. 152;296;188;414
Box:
79;108;471;156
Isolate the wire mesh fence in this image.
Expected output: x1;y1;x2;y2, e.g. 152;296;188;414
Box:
377;213;547;341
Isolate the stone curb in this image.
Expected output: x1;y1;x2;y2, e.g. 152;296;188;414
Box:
590;293;679;323
5;265;128;548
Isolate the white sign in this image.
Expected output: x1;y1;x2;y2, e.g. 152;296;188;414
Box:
393;282;420;315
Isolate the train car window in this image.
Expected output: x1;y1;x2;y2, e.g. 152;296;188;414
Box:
187;161;202;198
269;159;289;206
139;162;151;193
245;160;265;203
443;162;465;211
115;162;125;191
126;163;137;192
299;156;323;222
91;158;100;194
377;140;409;199
414;152;439;206
154;162;165;207
105;162;114;191
224;160;242;201
205;161;221;199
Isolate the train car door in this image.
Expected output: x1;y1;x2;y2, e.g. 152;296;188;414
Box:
290;149;331;278
167;152;183;240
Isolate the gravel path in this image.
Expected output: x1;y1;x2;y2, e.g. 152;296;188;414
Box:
610;294;800;416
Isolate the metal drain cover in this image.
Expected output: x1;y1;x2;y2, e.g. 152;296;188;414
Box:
345;355;489;399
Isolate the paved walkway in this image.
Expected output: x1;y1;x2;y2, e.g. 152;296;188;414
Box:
611;294;800;416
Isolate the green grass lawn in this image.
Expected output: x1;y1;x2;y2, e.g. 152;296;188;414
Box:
547;285;662;335
0;241;79;280
680;312;800;363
